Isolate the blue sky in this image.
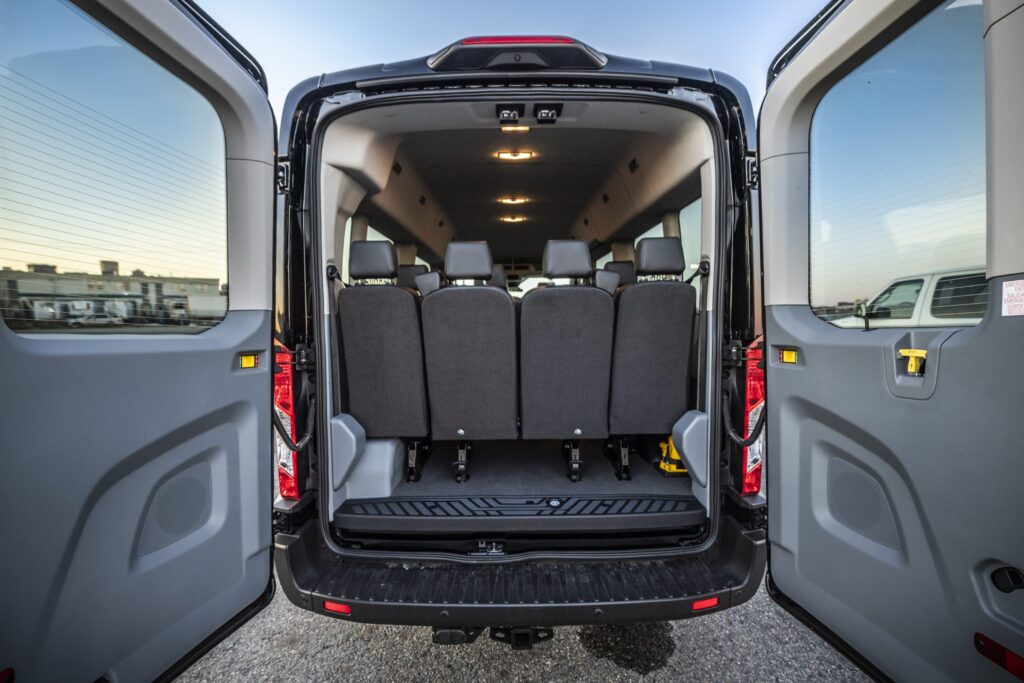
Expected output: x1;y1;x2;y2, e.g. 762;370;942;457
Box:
199;0;828;120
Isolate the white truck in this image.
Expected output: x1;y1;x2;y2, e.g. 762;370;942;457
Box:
830;267;987;328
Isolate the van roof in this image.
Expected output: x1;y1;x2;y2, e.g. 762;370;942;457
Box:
277;41;755;154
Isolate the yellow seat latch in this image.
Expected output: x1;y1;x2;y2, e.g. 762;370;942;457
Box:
898;348;928;376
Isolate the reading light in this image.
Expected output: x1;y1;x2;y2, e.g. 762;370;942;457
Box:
499;215;527;223
499;197;528;205
496;151;533;161
501;125;530;133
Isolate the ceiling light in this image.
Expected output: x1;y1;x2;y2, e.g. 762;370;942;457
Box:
496;151;533;161
501;125;530;133
498;196;528;205
499;215;527;223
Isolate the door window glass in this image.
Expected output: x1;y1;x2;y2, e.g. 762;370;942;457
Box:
0;0;227;333
808;0;985;326
679;198;701;282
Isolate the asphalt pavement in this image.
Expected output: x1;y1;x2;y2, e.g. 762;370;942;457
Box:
179;579;868;682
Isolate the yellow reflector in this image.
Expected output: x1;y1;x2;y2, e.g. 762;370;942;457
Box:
779;348;798;364
239;353;259;369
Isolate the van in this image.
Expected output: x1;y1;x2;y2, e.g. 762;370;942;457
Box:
1;1;1021;681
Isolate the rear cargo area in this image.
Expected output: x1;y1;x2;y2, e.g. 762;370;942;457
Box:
313;93;721;554
334;440;704;551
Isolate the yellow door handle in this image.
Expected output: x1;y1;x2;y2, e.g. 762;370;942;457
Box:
898;348;928;375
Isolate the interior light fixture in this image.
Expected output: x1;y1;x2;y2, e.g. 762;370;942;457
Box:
498;196;528;205
499;215;527;223
500;125;530;133
496;151;533;161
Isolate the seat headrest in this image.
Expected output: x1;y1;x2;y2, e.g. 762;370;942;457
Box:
445;241;493;280
595;269;620;294
489;264;507;289
542;240;592;279
415;271;443;296
636;237;685;276
349;240;398;279
605;260;636;286
397;264;428;289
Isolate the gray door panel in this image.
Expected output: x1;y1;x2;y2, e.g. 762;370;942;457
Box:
0;310;272;681
766;279;1024;681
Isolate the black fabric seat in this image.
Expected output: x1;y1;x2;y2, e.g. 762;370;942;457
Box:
609;237;696;435
397;264;428;290
520;240;615;440
421;241;518;440
595;269;621;294
338;241;429;437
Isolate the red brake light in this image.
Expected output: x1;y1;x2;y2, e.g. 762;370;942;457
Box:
741;339;765;496
692;596;719;612
274;345;299;500
460;35;574;45
323;600;352;615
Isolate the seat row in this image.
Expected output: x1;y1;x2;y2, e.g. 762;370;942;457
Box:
337;237;697;478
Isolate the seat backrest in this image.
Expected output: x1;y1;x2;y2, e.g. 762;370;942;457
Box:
420;241;518;440
609;237;696;435
604;260;636;287
595;269;620;294
520;240;615;440
337;241;429;438
397;264;428;290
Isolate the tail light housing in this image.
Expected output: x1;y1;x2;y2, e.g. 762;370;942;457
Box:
741;339;765;496
273;345;300;500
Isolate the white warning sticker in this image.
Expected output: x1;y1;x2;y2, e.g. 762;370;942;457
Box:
1003;279;1024;316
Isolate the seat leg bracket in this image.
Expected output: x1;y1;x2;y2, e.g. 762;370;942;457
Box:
406;440;429;482
614;437;631;480
564;439;582;482
453;441;471;483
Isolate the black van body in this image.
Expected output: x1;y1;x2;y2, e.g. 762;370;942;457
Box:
270;38;767;631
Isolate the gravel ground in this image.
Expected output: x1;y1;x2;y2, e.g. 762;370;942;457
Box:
179;579;868;682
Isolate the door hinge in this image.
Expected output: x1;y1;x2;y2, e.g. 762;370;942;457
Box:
276;343;315;372
275;156;290;195
745;155;759;190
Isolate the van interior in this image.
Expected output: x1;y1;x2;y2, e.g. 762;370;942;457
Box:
315;97;722;554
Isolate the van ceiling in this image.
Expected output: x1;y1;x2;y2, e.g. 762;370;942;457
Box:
323;100;711;264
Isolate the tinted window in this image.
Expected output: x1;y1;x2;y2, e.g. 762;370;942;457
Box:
931;273;988;319
0;0;227;333
809;0;985;326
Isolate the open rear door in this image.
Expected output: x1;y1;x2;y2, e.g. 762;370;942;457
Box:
760;1;1024;680
0;0;276;680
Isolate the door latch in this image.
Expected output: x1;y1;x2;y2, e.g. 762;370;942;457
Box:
275;157;290;195
898;348;928;376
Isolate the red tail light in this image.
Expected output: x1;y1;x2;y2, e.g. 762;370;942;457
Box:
741;339;765;496
323;600;352;615
274;345;299;500
461;35;574;45
692;596;720;612
976;632;1024;680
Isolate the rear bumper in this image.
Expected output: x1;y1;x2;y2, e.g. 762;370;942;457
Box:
274;518;765;627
